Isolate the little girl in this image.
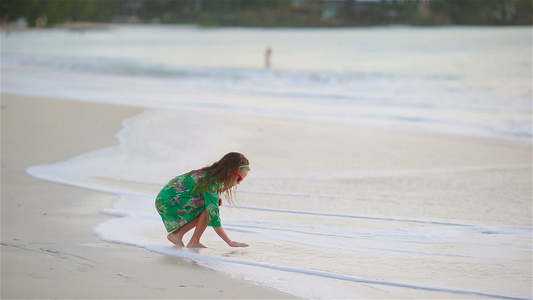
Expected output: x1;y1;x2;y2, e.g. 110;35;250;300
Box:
155;152;250;248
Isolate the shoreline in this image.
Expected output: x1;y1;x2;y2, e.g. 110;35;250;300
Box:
2;92;531;299
0;93;296;299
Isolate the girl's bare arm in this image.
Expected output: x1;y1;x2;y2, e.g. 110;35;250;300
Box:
213;226;249;247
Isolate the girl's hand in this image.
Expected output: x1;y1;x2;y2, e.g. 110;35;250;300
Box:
228;241;249;247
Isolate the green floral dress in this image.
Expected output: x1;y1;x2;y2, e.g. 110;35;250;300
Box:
155;172;222;232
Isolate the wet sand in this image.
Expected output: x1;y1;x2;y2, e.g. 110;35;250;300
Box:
0;93;296;299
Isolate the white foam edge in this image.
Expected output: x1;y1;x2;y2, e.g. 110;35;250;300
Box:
92;216;529;300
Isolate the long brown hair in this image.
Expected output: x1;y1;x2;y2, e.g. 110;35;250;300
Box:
189;152;249;205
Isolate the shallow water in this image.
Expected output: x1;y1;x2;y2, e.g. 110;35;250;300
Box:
2;25;532;143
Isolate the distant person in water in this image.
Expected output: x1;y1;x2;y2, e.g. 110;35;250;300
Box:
265;46;272;69
155;152;250;248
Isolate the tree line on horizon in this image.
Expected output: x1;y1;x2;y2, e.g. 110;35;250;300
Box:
1;0;532;28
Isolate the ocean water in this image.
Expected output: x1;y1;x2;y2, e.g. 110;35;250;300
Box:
2;25;532;144
2;25;532;299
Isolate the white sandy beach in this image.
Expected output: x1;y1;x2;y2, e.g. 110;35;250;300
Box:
0;94;296;299
2;92;531;299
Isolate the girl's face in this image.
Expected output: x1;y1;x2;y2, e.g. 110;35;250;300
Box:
235;167;250;185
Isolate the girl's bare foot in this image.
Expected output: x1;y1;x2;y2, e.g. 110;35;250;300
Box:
167;232;185;247
187;241;207;248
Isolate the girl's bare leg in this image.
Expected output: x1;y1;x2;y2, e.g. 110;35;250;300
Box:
187;210;208;248
167;215;200;247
